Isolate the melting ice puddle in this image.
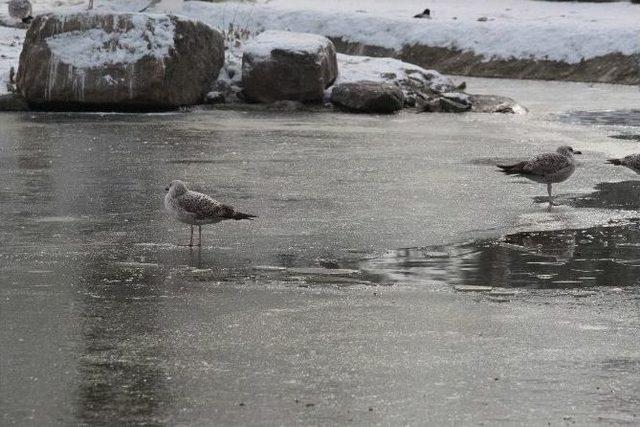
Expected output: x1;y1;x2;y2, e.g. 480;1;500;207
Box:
363;219;640;289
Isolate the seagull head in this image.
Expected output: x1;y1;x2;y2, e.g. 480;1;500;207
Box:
166;180;188;196
557;145;581;157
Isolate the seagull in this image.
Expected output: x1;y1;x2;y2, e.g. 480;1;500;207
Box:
607;154;640;175
497;145;581;209
8;0;33;24
164;180;256;247
413;8;431;19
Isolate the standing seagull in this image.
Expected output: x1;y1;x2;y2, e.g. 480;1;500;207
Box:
497;145;581;209
607;154;640;175
164;180;256;247
8;0;33;24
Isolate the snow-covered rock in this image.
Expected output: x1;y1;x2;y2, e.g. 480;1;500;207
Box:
330;81;404;114
16;12;224;110
241;30;338;103
330;53;457;105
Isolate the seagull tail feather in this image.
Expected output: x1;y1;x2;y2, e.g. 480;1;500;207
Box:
607;158;623;166
497;161;526;175
232;211;257;221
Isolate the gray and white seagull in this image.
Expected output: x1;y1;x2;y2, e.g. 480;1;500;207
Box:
497;145;582;209
606;154;640;175
164;180;256;247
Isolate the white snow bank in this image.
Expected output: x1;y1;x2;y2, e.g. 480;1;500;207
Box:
332;53;454;93
243;30;329;60
22;0;639;63
45;14;175;68
176;0;640;64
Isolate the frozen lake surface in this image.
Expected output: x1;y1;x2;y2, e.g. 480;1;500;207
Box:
1;77;639;425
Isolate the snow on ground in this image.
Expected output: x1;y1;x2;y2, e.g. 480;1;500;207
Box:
177;0;640;64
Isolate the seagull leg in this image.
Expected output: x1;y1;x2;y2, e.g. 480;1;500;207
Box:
177;225;194;247
547;183;553;210
198;226;202;247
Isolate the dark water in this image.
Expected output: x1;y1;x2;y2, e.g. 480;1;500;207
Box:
368;220;640;290
555;109;640;127
367;179;640;290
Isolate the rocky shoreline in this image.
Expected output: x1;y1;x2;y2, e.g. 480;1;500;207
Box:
1;13;526;115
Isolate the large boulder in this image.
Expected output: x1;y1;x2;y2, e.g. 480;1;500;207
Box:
242;30;338;103
16;12;224;111
330;81;404;114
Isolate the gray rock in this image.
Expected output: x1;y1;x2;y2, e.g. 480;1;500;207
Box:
418;93;471;113
468;94;528;114
0;93;29;111
204;91;225;104
330;80;404;114
17;12;224;111
242;31;338;103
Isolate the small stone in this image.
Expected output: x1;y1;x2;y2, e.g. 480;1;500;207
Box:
205;91;225;104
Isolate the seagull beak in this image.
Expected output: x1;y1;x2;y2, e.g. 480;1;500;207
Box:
574;150;582;155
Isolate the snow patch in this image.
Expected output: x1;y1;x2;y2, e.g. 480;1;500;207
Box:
0;26;23;95
177;0;640;64
243;30;329;60
45;14;176;68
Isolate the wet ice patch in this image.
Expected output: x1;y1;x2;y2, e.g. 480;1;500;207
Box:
364;220;640;290
550;181;640;211
555;109;640;127
33;215;86;223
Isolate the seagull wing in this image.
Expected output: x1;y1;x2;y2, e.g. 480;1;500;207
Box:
175;191;227;220
176;191;255;221
521;153;572;176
